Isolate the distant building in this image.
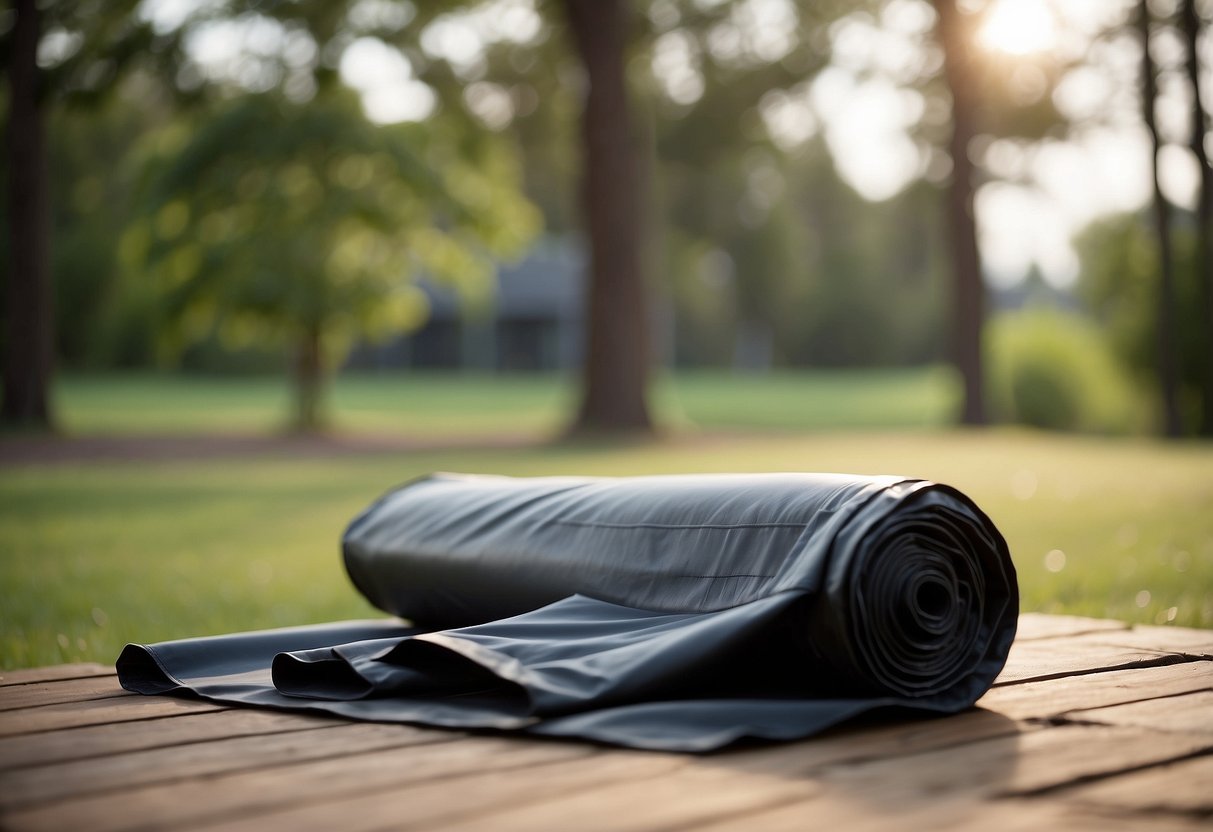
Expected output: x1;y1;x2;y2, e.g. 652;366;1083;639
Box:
347;238;585;372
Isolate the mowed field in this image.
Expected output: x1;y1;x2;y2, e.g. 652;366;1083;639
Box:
2;370;1210;669
52;368;953;436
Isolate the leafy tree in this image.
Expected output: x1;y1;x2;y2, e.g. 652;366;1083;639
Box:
407;0;875;429
46;88;175;371
660;134;948;371
1076;213;1206;433
129;90;538;429
649;0;1064;416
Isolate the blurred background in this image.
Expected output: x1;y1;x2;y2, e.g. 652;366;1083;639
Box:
1;0;1211;668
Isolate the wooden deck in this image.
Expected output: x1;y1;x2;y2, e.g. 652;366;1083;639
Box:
1;613;1210;831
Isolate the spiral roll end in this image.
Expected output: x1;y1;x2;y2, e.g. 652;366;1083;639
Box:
814;482;1018;706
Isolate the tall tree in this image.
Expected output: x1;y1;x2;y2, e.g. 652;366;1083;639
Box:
189;0;656;433
934;0;987;425
2;0;53;429
1180;0;1213;436
135;91;537;430
561;0;652;433
1138;0;1184;437
2;0;182;429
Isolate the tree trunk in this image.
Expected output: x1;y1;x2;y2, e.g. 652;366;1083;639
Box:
2;0;55;430
934;0;986;426
292;324;325;432
1139;0;1184;437
562;0;653;434
1181;0;1213;436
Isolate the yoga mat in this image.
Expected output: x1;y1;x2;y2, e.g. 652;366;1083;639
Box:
118;473;1018;751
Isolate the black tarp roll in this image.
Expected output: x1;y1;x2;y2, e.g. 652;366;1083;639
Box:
118;473;1018;751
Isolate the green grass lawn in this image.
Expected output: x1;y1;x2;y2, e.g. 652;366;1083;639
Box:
54;367;955;436
2;371;1210;669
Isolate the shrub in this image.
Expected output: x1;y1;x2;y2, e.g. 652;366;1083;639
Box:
987;307;1140;433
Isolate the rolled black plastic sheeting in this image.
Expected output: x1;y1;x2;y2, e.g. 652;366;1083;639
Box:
118;473;1018;752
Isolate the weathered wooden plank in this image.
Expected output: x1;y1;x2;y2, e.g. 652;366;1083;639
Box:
995;638;1182;685
0;733;591;832
1092;625;1213;659
409;725;1209;832
0;665;114;687
978;661;1213;721
1058;753;1213;816
486;726;1211;830
0;708;337;771
84;707;1033;832
689;795;1210;832
658;709;1030;780
0;696;224;738
0;722;457;809
1015;614;1129;642
1063;690;1213;734
190;711;1034;832
190;749;691;832
0;614;1207;832
427;755;821;832
833;723;1210;801
5;657;1199;774
0;676;132;712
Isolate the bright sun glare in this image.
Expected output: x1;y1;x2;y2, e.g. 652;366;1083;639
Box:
978;0;1059;56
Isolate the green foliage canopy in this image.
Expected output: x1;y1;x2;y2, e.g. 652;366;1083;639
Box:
1076;212;1207;433
122;88;539;424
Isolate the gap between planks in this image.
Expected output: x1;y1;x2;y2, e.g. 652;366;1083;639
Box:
1;615;1210;832
5;658;1206;795
180;659;1213;831
1053;751;1213;817
0;694;227;739
0;664;115;687
4;661;1207;832
349;723;1213;832
0;676;134;712
0;723;466;810
0;708;346;770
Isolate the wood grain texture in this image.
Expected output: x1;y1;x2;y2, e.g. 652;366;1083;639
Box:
0;708;338;770
1063;690;1213;734
0;695;224;738
0;664;114;687
690;796;1211;832
1;614;1211;832
427;754;821;832
1058;753;1213;815
818;723;1213;800
190;749;691;832
0;734;589;832
978;661;1213;720
0;722;452;809
1015;614;1129;642
1089;625;1213;658
0;675;131;712
186;708;1031;832
995;637;1181;685
405;725;1213;832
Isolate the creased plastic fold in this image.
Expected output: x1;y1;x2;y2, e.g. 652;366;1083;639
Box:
118;472;1018;751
